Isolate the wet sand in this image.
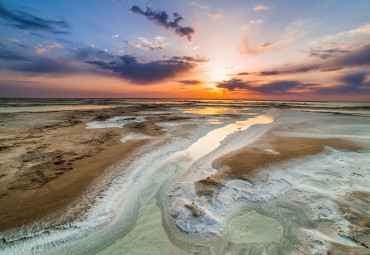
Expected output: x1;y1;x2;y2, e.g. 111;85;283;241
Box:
0;105;178;232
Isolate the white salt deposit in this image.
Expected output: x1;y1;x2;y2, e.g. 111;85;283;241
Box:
120;133;153;143
85;116;146;129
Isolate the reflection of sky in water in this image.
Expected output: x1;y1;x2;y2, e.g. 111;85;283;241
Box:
181;107;239;115
185;115;273;160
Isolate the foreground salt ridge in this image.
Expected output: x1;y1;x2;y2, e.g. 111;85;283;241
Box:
167;113;370;253
1;111;262;254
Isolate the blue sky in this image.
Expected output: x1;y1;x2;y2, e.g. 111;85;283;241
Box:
0;0;369;99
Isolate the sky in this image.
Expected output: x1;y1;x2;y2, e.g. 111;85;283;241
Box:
0;0;369;100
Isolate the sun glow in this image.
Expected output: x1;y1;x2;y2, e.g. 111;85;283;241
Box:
209;68;230;83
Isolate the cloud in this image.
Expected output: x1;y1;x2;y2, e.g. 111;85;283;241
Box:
258;64;320;75
239;36;276;55
6;37;20;43
0;40;205;84
0;48;29;60
324;42;370;68
87;54;205;84
251;81;306;94
240;24;248;31
253;5;268;11
0;81;122;98
72;46;111;60
112;34;119;38
209;12;222;20
4;37;30;49
237;72;249;76
216;78;308;94
128;36;168;51
130;6;195;41
218;71;369;96
189;2;210;9
170;56;208;63
0;2;70;34
252;43;370;75
13;58;77;74
315;71;370;95
250;19;263;24
177;80;202;85
34;41;63;54
308;48;350;59
216;79;250;91
326;23;370;40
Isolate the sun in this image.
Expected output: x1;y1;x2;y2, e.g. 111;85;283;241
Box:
209;69;230;83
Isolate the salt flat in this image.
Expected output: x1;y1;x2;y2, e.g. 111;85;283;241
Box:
1;99;369;255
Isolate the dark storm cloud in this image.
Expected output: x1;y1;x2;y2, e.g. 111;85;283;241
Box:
216;79;308;94
87;55;203;83
130;6;195;41
177;80;202;85
0;2;70;34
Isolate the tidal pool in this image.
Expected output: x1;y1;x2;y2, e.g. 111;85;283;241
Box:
227;211;283;244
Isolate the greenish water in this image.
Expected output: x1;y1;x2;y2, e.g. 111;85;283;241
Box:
227;211;283;244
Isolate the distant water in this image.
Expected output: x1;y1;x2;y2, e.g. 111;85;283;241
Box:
1;98;369;116
0;105;115;113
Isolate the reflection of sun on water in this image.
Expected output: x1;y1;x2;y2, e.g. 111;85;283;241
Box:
183;107;235;114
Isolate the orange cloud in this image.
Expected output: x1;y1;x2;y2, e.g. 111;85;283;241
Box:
253;5;268;11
